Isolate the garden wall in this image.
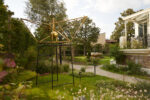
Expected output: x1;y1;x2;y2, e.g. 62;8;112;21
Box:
121;49;150;68
126;55;150;68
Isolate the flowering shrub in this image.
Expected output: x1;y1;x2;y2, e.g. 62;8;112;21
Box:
4;58;16;68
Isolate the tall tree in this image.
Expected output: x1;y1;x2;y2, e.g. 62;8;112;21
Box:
111;9;135;43
0;0;36;54
76;17;100;56
25;0;67;40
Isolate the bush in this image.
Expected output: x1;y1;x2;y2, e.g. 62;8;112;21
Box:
109;44;125;64
127;61;146;75
71;71;94;77
36;60;70;74
16;46;37;71
80;67;85;72
135;82;150;97
92;58;99;66
1;70;36;84
103;61;147;76
62;64;69;72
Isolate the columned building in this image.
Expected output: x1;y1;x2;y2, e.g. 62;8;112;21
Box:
119;8;150;69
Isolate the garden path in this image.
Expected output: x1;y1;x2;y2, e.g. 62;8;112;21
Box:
70;64;150;84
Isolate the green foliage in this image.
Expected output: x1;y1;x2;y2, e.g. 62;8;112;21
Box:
71;71;94;77
80;67;86;72
24;46;37;70
92;44;102;52
103;64;127;73
92;58;99;66
25;88;48;99
109;44;125;64
127;61;146;75
95;80;128;90
0;81;33;100
16;46;37;70
74;56;88;64
37;61;70;74
26;0;67;40
62;64;69;72
76;17;100;56
135;82;150;97
0;58;4;71
111;9;136;42
99;56;112;65
1;70;36;84
103;62;147;76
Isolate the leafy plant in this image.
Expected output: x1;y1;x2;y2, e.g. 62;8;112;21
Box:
62;64;69;72
109;44;125;64
127;61;146;75
80;67;86;72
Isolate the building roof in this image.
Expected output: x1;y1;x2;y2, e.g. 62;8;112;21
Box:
106;40;117;43
122;8;150;23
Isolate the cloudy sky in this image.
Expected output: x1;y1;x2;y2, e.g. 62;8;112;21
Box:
4;0;150;39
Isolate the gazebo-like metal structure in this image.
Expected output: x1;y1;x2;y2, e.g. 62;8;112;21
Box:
21;16;87;89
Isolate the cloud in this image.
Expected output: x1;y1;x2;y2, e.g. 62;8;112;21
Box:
143;0;150;5
94;0;144;13
63;0;150;14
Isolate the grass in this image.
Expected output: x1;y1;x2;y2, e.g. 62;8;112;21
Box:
98;56;113;65
74;56;88;64
64;56;113;65
1;71;150;99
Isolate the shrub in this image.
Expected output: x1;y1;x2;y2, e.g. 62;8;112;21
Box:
71;71;94;77
62;64;69;72
135;82;150;97
103;61;147;76
0;58;4;71
1;70;36;84
127;61;146;75
23;46;37;70
80;67;85;72
36;61;70;74
109;44;125;64
1;71;18;84
92;58;99;66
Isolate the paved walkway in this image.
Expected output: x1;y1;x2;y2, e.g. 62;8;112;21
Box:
70;63;150;84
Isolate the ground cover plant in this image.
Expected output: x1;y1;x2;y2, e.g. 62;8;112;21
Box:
1;71;150;100
102;62;150;80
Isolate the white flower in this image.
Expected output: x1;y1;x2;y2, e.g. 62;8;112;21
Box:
134;91;137;95
116;95;123;98
139;90;142;93
144;89;147;93
84;87;86;91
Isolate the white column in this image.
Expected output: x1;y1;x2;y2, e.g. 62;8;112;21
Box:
147;12;150;48
125;21;128;48
134;22;139;38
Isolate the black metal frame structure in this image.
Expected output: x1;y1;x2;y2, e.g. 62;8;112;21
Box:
35;42;74;89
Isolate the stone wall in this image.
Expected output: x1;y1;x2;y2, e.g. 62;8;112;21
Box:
126;55;150;68
97;33;106;46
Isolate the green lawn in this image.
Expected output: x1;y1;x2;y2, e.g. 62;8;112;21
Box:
64;56;113;65
98;56;113;65
25;73;150;100
1;70;150;100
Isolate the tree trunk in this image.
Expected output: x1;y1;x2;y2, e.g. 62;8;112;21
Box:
71;46;75;61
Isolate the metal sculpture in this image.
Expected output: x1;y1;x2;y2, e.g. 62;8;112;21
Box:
21;16;87;89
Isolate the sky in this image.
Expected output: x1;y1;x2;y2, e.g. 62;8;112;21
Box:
4;0;150;39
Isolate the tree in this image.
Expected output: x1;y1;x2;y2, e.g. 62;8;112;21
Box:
77;17;100;56
25;0;67;40
111;9;135;44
